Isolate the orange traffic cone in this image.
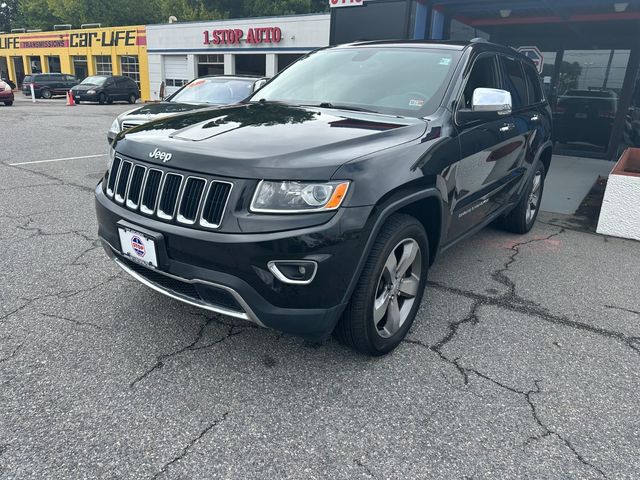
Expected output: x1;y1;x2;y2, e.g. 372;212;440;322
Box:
66;89;76;106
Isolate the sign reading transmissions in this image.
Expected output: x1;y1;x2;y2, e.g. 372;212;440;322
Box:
330;0;366;7
0;29;143;50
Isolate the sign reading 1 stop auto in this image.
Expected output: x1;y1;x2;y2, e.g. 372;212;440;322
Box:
330;0;366;7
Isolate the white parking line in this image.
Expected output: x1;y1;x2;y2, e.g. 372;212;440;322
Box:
9;154;107;166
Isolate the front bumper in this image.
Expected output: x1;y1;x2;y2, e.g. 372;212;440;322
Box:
96;183;374;341
73;92;99;102
0;92;13;102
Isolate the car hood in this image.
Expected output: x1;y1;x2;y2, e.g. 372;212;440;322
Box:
73;84;100;92
114;102;428;179
119;102;213;123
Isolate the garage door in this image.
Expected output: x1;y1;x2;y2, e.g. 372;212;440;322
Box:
163;56;189;96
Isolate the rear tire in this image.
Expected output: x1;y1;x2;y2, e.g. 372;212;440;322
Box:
497;160;546;234
128;94;137;104
334;214;429;356
40;88;52;99
98;93;106;105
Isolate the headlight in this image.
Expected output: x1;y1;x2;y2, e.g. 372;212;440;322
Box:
250;180;350;213
108;118;120;134
107;146;116;170
2;83;10;92
87;89;96;94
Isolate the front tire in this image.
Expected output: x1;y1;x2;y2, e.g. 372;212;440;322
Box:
128;94;137;104
334;214;429;356
40;88;52;99
4;101;13;106
498;160;546;234
98;93;106;105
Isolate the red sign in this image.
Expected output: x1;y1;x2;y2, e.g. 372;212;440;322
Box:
203;27;282;46
330;0;365;7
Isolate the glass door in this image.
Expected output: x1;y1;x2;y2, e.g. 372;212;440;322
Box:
554;49;630;155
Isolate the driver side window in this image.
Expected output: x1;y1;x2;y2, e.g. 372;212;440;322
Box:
463;56;501;109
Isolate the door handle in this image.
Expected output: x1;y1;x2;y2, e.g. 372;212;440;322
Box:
500;123;515;133
531;115;540;122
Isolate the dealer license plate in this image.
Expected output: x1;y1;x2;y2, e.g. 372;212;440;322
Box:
118;228;158;268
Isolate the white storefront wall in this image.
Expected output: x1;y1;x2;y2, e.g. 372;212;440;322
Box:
146;14;330;100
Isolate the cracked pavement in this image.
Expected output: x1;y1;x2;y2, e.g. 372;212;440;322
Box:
1;97;639;479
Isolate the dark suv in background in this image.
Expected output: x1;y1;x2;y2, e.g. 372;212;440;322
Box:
22;73;78;99
96;40;552;355
72;75;140;105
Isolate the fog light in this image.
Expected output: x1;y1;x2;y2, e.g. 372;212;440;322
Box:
268;260;318;285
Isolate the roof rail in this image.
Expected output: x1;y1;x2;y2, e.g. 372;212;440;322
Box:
81;23;101;29
26;29;42;32
10;28;26;33
470;37;489;43
54;24;72;30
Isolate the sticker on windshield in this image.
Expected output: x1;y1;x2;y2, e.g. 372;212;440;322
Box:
439;57;452;66
409;99;425;108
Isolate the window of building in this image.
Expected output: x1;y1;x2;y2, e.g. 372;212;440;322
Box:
29;56;42;74
120;55;140;87
502;56;527;110
47;56;61;73
72;56;88;80
235;54;266;76
165;79;188;87
94;55;112;76
197;54;224;77
449;19;490;42
278;54;304;73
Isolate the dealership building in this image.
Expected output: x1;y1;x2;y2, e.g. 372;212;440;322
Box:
0;25;151;100
145;13;329;98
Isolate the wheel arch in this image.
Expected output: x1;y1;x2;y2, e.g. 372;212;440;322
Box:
340;188;445;305
537;142;553;176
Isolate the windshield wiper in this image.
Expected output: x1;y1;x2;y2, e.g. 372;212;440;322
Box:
301;102;379;114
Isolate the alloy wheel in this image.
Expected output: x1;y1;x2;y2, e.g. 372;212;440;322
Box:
526;170;543;224
373;238;422;338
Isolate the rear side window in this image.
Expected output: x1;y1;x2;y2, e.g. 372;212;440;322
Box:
33;74;45;82
524;64;544;104
502;57;527;110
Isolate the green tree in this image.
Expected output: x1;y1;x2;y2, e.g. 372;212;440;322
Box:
5;0;328;31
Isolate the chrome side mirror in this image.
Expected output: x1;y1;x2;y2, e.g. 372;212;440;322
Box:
253;79;268;93
472;88;512;115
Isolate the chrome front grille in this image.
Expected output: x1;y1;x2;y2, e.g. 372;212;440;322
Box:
106;156;232;229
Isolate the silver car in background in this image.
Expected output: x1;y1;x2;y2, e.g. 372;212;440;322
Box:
107;75;267;143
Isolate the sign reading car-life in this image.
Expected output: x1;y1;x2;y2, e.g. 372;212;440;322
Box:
149;148;172;163
329;0;366;7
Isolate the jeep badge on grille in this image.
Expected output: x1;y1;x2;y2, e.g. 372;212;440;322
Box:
149;148;172;163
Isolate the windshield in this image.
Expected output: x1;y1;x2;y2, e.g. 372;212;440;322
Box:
81;76;107;86
250;47;461;117
170;77;255;104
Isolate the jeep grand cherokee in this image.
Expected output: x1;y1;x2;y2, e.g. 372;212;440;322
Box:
96;40;552;355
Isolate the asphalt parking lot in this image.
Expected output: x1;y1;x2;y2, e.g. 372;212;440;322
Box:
1;95;639;479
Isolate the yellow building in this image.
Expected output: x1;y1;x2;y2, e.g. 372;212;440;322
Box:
0;25;150;100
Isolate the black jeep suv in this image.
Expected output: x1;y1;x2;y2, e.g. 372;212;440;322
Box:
96;40;552;355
